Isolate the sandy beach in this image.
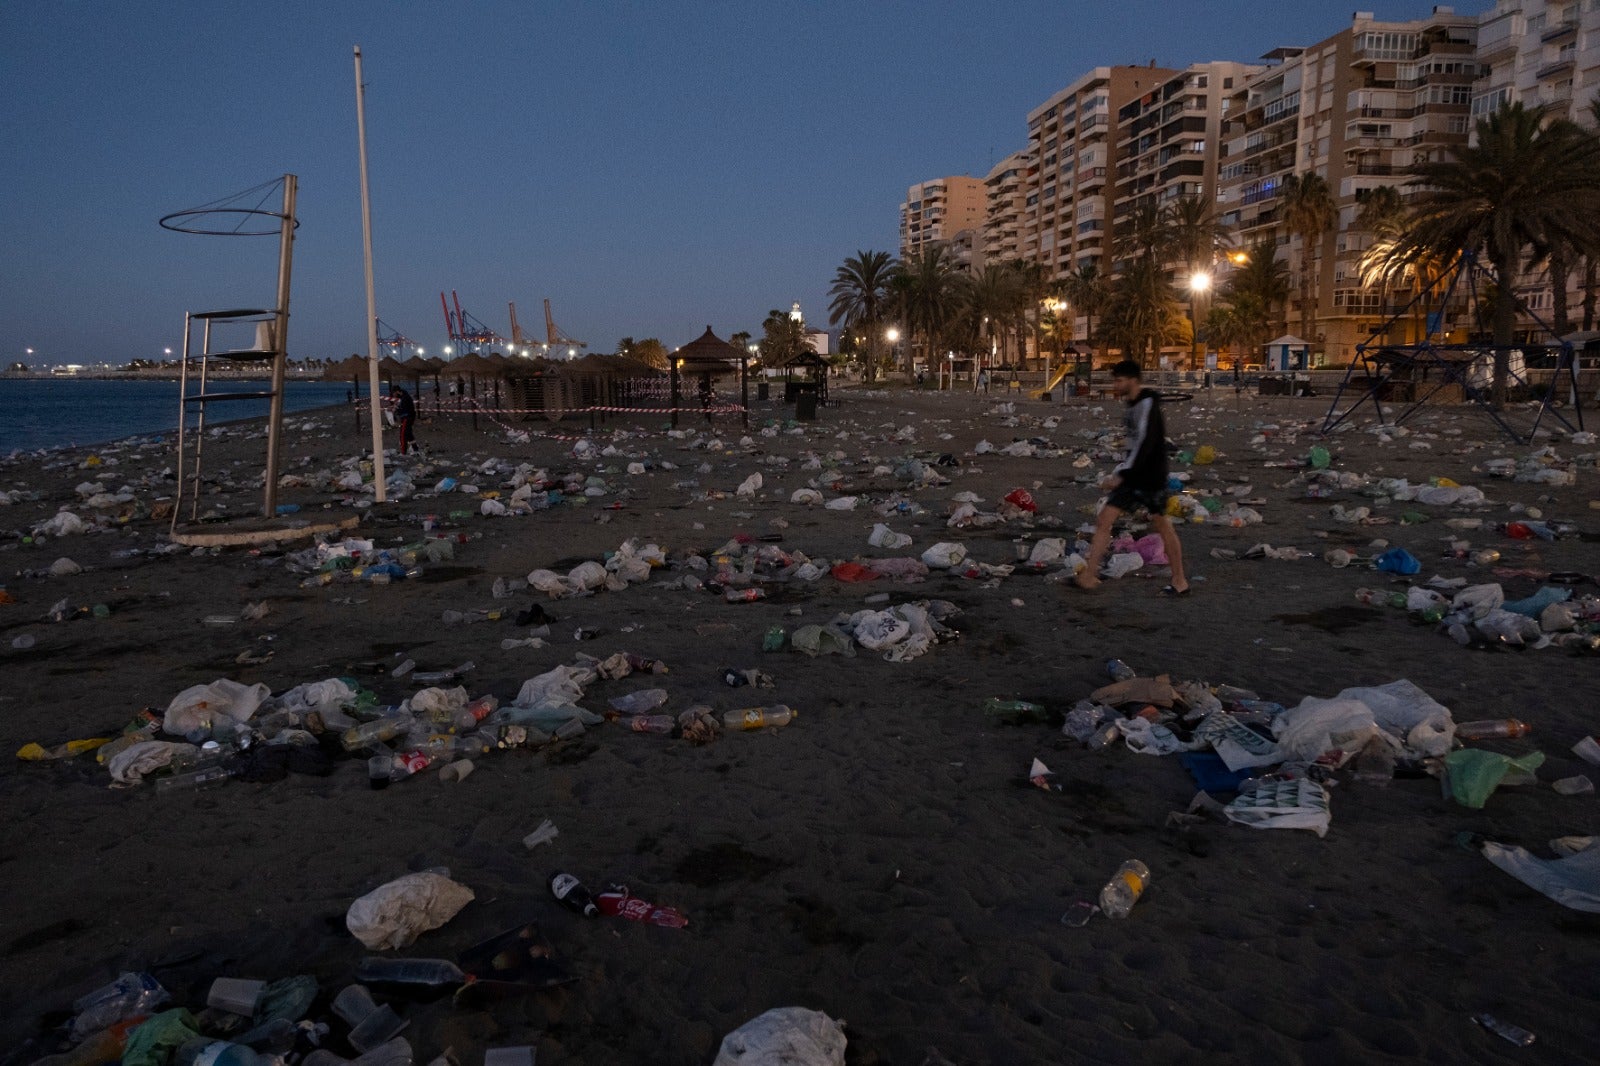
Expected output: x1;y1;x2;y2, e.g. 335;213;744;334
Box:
1;384;1597;1064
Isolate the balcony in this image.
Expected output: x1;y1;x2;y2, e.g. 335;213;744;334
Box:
1476;32;1518;64
1537;57;1575;81
1542;19;1578;43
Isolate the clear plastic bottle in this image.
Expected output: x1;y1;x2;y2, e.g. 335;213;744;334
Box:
723;586;766;603
630;715;675;734
156;766;233;794
451;695;499;731
1473;1013;1535;1046
1098;859;1151;918
722;705;797;731
982;698;1048;724
353;957;466;988
341;714;413;752
1456;719;1531;740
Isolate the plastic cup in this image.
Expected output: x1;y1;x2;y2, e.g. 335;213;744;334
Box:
1573;736;1600;768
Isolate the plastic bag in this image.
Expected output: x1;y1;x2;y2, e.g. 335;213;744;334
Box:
120;1009;199;1066
791;624;855;657
107;741;199;785
851;610;909;651
609;689;669;715
1452;583;1504;619
1444;749;1546;809
163;679;271;735
1224;778;1331;837
70;972;169;1041
713;1007;847;1066
790;489;823;505
1482;841;1600;912
736;473;762;497
346;871;475;950
1274;697;1377;762
1104;552;1143;579
1332;680;1455;757
1027;538;1065;565
868;524;912;549
1374;548;1420;575
920;542;967;569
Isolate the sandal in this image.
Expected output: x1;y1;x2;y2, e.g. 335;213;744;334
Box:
1160;584;1192;597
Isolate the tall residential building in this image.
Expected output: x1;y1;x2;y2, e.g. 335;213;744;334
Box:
899;176;986;261
1112;61;1264;249
1019;65;1176;283
982;150;1032;267
1474;0;1597;124
1217;6;1479;361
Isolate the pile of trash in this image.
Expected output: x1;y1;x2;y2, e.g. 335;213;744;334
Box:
286;536;461;588
20;651;816;793
1358;578;1600;652
770;598;963;663
1037;665;1590;840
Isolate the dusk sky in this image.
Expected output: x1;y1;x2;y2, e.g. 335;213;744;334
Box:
1;1;1484;365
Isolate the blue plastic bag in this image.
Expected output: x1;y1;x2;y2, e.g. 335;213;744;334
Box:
1375;548;1421;575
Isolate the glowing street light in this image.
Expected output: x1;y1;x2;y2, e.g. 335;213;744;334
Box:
1188;272;1212;295
1187;273;1212;371
443;345;453;356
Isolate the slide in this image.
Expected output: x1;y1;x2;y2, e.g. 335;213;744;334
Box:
1033;364;1073;399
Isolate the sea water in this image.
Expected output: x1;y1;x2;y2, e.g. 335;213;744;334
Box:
0;378;360;453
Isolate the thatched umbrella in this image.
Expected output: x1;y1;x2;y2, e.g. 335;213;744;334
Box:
669;327;751;428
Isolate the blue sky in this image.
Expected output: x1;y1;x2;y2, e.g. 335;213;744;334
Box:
0;1;1484;364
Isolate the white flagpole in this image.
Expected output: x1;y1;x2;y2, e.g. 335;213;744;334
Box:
354;45;387;502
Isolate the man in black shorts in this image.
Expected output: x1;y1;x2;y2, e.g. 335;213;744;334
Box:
1075;360;1190;595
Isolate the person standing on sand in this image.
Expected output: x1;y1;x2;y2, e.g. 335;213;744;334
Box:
389;382;418;456
977;367;990;394
1076;360;1190;595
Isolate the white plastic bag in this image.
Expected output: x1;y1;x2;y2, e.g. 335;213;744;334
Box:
1104;552;1143;579
1482;842;1600;913
164;679;271;736
1273;697;1377;762
713;1007;846;1066
346;871;475;950
1331;680;1454;757
920;542;967;569
1224;779;1332;837
868;524;912;549
737;473;763;497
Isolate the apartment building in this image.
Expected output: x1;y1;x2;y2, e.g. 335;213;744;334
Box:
1019;65;1175;286
1218;7;1479;361
1112;61;1264;253
1475;0;1600;123
899;176;986;261
982;150;1032;268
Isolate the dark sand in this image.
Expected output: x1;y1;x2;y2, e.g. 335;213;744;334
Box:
1;386;1597;1064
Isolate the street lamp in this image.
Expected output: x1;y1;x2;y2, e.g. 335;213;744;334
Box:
1188;272;1211;373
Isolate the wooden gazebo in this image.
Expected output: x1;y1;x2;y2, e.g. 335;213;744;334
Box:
669;326;750;428
780;349;830;406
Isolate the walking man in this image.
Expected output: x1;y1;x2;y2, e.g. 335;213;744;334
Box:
1076;360;1189;595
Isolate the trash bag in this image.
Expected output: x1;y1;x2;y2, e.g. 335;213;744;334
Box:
1331;680;1454;757
1444;749;1546;809
1104;552;1143;579
277;678;358;715
791;624;855;657
163;679;271;735
1027;538;1066;565
713;1007;847;1066
1482;840;1600;912
1374;548;1420;575
346;871;475;950
737;474;762;497
1224;778;1332;837
1273;697;1377;762
851;610;910;651
920;542;967;569
120;1009;200;1066
868;524;913;549
107;741;199;785
1453;583;1505;620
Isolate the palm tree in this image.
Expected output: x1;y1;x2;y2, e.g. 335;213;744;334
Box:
828;250;897;383
1400;101;1600;402
1112;201;1170;271
1061;263;1111;373
1006;259;1051;367
892;244;962;376
1219;239;1291;368
1280;172;1339;346
962;264;1021;365
1163;194;1233;281
1104;256;1183;370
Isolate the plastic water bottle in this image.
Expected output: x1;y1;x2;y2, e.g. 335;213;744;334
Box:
1106;659;1136;682
156;766;233;794
630;715;675;734
722;705;797;731
549;872;599;917
724;586;766;603
341;714;413;752
1098;859;1151;918
1473;1013;1535;1046
981;698;1048;724
353;957;466;988
1456;719;1531;740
